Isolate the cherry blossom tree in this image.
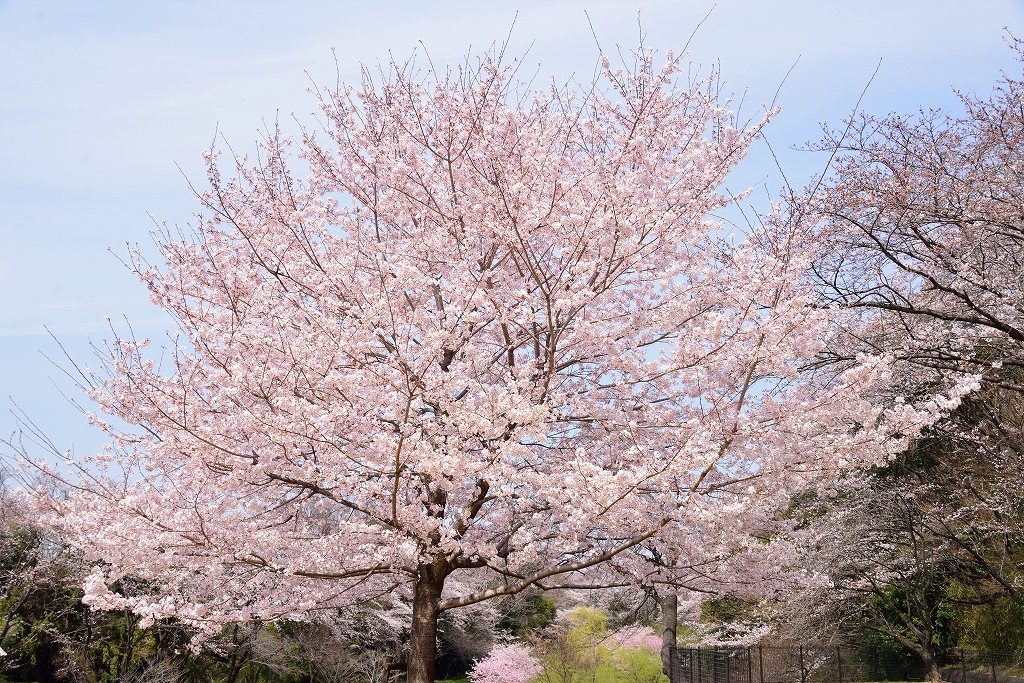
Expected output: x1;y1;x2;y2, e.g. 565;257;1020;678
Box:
804;38;1024;444
468;642;541;683
794;39;1024;637
780;476;957;683
27;45;961;683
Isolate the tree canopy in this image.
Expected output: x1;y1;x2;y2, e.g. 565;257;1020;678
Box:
19;46;972;683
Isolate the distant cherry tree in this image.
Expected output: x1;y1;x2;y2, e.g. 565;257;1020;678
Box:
469;642;541;683
27;45;960;682
800;38;1024;617
804;38;1024;418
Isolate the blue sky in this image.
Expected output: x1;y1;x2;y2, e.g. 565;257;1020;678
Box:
2;0;1023;456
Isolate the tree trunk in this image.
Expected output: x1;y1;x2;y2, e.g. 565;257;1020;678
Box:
919;646;942;683
406;558;447;683
661;592;678;678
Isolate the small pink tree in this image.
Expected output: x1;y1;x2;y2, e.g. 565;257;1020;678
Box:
607;627;665;683
469;643;542;683
26;44;969;683
607;628;662;653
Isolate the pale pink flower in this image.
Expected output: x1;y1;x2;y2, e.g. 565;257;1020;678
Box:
469;643;542;683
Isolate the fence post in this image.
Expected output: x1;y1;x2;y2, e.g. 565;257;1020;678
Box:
727;648;731;683
800;646;806;683
748;647;753;683
759;645;764;683
990;652;997;683
699;647;703;683
715;646;720;683
962;651;968;683
837;647;842;683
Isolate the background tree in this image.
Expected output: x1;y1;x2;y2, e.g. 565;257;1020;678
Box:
807;38;1024;372
0;484;85;683
803;37;1024;518
780;475;961;683
774;37;1024;661
888;382;1024;648
21;44;955;683
776;388;1024;664
0;480;205;683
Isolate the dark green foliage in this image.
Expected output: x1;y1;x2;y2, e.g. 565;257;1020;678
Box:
954;594;1024;652
497;592;557;635
867;586;958;652
525;596;557;633
699;597;753;625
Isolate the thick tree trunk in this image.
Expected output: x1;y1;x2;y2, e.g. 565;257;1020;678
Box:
406;558;448;683
919;646;942;683
661;592;678;678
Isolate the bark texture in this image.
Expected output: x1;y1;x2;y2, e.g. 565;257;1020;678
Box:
407;559;447;683
661;592;678;677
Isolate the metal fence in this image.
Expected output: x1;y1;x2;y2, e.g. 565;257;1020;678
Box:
667;646;1024;683
942;650;1024;683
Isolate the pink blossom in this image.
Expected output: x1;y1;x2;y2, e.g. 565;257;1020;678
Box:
23;42;955;683
469;643;541;683
607;628;662;653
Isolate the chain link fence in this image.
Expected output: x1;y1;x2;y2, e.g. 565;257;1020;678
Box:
667;646;1024;683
